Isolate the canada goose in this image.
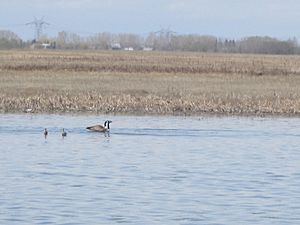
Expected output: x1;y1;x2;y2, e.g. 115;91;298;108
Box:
62;128;67;137
44;128;48;138
86;120;112;132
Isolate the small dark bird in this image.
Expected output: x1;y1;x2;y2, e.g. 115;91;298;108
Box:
62;128;67;137
44;128;48;138
86;120;112;132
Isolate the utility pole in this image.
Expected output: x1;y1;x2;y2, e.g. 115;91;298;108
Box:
26;17;49;42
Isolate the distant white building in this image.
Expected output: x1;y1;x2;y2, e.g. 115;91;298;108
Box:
41;43;51;49
30;42;55;49
111;43;121;50
124;47;134;51
143;47;153;51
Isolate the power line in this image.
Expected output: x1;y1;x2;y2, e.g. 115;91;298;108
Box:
0;23;26;28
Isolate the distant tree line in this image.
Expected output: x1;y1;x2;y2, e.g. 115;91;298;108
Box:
0;29;299;55
0;30;23;49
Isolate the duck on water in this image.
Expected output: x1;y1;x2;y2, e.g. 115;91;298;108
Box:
86;120;112;132
44;128;48;138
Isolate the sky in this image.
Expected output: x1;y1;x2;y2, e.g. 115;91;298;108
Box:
1;0;300;40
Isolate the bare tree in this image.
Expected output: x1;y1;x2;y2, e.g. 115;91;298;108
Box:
0;30;22;49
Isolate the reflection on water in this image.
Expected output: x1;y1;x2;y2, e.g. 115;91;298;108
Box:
1;114;300;224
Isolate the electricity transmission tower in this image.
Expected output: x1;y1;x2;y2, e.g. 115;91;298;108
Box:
154;27;176;38
26;17;50;42
153;27;177;50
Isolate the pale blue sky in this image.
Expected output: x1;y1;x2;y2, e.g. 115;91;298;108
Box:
1;0;300;40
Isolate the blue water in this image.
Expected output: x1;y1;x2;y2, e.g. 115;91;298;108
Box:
1;114;300;225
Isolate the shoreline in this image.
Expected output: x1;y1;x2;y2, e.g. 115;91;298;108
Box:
2;106;300;118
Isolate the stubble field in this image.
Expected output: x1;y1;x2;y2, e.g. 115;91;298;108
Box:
1;50;300;115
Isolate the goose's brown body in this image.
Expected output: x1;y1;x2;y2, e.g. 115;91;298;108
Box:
86;124;107;132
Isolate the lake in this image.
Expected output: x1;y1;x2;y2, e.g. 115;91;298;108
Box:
1;114;300;225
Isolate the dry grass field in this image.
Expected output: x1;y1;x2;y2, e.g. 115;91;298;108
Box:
1;50;300;115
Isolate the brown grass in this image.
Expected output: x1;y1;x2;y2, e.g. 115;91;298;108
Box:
1;50;300;115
